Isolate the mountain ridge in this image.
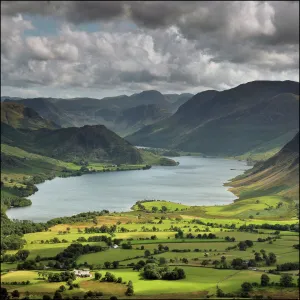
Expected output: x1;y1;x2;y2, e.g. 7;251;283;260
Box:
126;80;299;157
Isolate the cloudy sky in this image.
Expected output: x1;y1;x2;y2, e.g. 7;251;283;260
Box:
1;1;299;99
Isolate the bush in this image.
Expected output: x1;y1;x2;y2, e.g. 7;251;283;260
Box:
261;274;270;286
11;290;20;298
241;282;253;292
280;274;294;287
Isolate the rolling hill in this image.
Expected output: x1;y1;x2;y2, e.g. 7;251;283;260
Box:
227;132;299;201
1;122;143;164
126;81;299;157
1;102;60;130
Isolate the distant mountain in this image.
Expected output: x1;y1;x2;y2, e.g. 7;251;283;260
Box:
1;96;23;102
228;132;299;201
13;98;74;127
164;93;194;112
8;90;185;135
126;81;299;157
1;102;59;130
113;104;171;136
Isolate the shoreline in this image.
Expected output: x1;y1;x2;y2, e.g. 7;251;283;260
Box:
6;156;250;223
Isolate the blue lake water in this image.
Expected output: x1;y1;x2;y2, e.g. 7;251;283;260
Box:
7;156;250;222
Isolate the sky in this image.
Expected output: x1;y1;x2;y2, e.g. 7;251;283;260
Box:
1;1;299;99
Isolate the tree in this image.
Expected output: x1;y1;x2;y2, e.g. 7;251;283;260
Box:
261;274;270;287
216;287;224;297
125;281;134;296
241;282;253;292
201;260;209;266
245;240;253;247
112;261;119;269
238;241;248;251
95;272;102;280
182;258;188;264
35;255;41;262
15;250;30;261
58;285;66;292
231;258;245;269
159;257;167;265
11;290;20;298
268;252;277;264
42;295;52;300
255;252;262;262
104;261;111;269
280;274;293;287
53;291;63;300
144;250;151;257
152;207;158;213
110;297;118;300
158;244;164;251
1;288;9;300
161;206;167;213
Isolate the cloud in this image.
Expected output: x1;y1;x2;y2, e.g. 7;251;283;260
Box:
1;1;299;97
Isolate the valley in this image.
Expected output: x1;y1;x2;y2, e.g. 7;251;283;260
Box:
1;2;299;298
1;81;299;300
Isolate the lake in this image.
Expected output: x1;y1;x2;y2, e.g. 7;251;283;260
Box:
7;156;250;222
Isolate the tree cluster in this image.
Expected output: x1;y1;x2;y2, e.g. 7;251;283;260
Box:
141;263;186;280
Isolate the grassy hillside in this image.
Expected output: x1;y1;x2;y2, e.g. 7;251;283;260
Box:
1;102;59;130
126;81;299;158
139;149;178;166
1;121;144;164
227;132;299;202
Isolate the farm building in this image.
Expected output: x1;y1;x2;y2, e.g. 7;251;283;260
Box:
73;269;92;277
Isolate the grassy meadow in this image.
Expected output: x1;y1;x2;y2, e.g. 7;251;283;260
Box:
1;198;299;299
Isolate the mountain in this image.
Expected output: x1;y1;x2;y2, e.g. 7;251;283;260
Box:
113;104;171;136
1;122;143;164
1;96;23;102
13;98;74;127
164;93;194;112
8;90;182;135
227;132;299;201
1;102;60;130
126;81;299;157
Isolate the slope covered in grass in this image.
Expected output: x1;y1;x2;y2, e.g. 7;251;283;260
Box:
227;132;299;201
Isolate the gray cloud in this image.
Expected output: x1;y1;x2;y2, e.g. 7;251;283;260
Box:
1;1;299;97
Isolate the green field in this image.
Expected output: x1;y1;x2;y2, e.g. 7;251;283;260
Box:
1;191;299;299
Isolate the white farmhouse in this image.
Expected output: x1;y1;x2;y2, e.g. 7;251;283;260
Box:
73;269;92;277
